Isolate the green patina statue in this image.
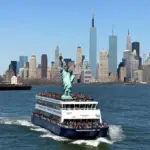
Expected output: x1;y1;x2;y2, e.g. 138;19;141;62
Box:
59;54;75;99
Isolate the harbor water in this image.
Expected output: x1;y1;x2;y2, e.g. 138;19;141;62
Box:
0;84;150;150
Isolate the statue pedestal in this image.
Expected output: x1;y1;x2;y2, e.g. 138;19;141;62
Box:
61;95;73;100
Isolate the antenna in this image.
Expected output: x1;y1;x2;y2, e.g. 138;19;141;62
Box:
92;8;94;18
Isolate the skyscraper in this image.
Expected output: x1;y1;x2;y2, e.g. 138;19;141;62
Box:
126;29;132;51
132;41;142;68
55;45;60;68
64;58;72;65
108;27;117;73
132;42;140;57
16;61;20;75
99;48;109;82
19;56;28;68
76;46;82;66
41;54;48;79
82;55;85;64
123;50;139;81
89;9;97;78
29;55;36;79
9;61;17;76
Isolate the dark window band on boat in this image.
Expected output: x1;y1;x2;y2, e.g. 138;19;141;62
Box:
36;98;98;110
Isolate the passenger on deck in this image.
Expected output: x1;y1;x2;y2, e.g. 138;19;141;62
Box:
38;92;93;101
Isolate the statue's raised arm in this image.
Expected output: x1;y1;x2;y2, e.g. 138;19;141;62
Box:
59;54;75;99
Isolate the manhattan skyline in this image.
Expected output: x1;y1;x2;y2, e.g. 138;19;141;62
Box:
0;0;150;74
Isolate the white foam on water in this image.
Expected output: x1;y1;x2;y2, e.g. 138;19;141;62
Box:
71;137;113;147
30;128;48;133
15;120;35;127
0;118;69;142
0;118;125;147
0;118;35;127
109;125;125;142
40;133;70;141
70;125;125;147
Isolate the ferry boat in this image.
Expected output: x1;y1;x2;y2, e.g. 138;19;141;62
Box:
31;92;109;139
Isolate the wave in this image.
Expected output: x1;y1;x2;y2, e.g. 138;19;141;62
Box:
109;125;125;142
0;119;34;127
70;125;124;147
0;118;125;147
40;134;70;141
70;137;113;147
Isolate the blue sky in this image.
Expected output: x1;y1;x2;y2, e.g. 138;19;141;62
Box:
0;0;150;74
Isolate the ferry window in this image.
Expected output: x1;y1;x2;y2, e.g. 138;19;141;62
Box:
91;104;96;109
70;104;74;109
88;104;92;109
75;104;79;109
80;104;85;109
85;104;88;109
66;105;69;109
66;105;71;109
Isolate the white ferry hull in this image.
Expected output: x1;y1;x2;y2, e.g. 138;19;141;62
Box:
31;115;109;139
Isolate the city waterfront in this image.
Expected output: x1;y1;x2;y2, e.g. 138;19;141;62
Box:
0;84;150;150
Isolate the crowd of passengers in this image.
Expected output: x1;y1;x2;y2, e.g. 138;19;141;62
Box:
32;112;108;128
63;120;107;128
38;92;93;101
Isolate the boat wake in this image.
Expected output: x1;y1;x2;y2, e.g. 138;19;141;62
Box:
70;125;125;147
0;118;125;147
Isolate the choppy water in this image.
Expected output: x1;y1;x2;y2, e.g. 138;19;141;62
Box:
0;84;150;150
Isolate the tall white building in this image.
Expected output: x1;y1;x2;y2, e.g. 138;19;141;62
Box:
133;70;143;82
123;50;139;81
82;60;89;70
50;67;61;83
18;68;24;78
81;67;92;83
55;45;60;68
24;66;29;79
76;46;82;66
145;54;150;65
29;55;36;79
36;66;41;79
99;48;109;82
47;66;51;80
126;29;132;51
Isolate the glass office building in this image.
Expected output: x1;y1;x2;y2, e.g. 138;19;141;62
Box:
9;61;17;76
108;35;117;73
19;56;28;68
89;11;97;78
41;54;48;79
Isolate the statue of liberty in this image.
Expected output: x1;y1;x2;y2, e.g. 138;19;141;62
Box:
59;54;75;99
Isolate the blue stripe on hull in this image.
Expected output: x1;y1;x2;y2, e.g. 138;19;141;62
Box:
31;115;109;139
